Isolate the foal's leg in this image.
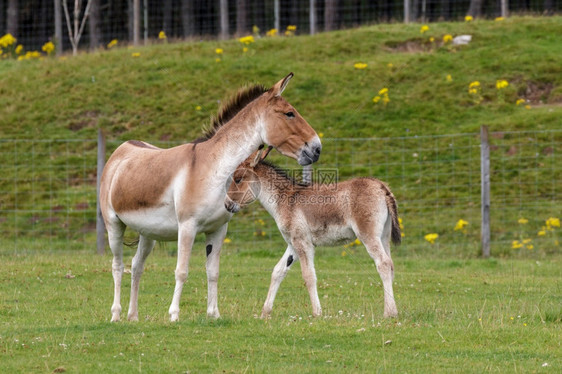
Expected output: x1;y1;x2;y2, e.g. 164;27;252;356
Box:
169;222;196;322
294;241;322;317
358;219;398;318
204;223;228;319
107;220;126;322
261;245;297;319
127;235;156;321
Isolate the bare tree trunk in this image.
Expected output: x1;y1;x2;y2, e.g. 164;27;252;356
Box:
0;0;6;35
411;0;419;22
236;0;247;36
128;0;134;41
219;0;228;40
309;0;316;34
55;0;63;53
181;0;195;37
133;0;140;45
62;0;93;55
7;0;18;37
253;0;265;32
89;0;101;49
544;0;554;15
468;0;483;17
440;0;450;20
163;0;172;36
324;0;337;31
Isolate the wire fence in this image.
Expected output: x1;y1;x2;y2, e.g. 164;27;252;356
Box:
1;0;561;52
1;129;560;256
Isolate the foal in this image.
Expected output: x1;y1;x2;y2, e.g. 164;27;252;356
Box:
225;151;401;318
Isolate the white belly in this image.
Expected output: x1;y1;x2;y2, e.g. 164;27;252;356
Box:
118;204;179;241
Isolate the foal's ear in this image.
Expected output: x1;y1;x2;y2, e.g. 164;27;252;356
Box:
270;72;294;97
249;145;272;167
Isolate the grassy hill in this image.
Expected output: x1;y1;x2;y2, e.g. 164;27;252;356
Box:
0;16;561;256
1;16;561;140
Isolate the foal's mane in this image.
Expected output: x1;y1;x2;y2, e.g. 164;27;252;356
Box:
195;84;268;143
259;160;311;187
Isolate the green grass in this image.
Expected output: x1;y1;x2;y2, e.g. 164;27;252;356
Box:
0;249;560;372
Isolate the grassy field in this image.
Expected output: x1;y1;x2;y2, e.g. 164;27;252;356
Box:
0;248;560;373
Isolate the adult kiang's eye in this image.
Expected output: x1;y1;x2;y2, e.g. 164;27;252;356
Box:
285;111;295;118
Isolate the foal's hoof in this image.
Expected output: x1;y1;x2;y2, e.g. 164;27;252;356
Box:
169;312;179;322
127;314;139;322
383;310;398;318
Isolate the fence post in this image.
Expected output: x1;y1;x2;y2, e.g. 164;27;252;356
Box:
274;0;280;32
481;125;491;258
96;129;106;255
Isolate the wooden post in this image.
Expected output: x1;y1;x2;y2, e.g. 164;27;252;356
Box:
501;0;508;18
309;0;316;35
480;125;491;258
96;129;106;255
404;0;410;23
143;0;148;45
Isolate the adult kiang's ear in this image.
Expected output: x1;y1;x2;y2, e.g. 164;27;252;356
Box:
269;72;293;97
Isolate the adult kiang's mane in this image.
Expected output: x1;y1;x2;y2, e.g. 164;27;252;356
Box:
194;84;268;143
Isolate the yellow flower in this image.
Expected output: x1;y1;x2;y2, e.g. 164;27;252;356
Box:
454;219;469;231
239;35;255;44
243;47;248;53
443;34;453;43
518;217;528;224
382;95;390;105
537;230;546;237
424;233;439;244
107;39;118;49
42;41;55;55
524;105;531;110
372;96;381;103
318;132;324;138
0;33;17;48
341;250;347;257
223;238;232;244
354;62;367;69
526;244;534;250
131;52;141;57
378;87;389;95
195;105;202;111
266;29;278;37
512;240;523;249
420;25;429;34
429;37;435;43
387;63;394;69
354;238;361;245
215;48;223;54
516;98;525;106
495;17;504;21
496;79;509;90
398;217;404;230
215;58;221;63
252;25;260;35
446;74;452;82
158;31;167;40
465;15;473;22
522;238;532;244
546;217;560;229
287;25;297;31
15;44;23;55
469;81;480;89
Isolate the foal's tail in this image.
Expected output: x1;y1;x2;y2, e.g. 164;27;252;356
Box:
381;182;401;245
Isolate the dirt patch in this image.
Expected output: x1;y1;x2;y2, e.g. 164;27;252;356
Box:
68;110;99;132
520;81;554;104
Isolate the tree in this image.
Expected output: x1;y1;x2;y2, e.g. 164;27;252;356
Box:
62;0;93;55
7;0;18;37
467;0;483;18
324;0;339;31
236;0;248;36
89;0;102;49
181;0;195;37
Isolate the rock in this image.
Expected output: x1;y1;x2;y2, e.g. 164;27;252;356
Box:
453;35;472;45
